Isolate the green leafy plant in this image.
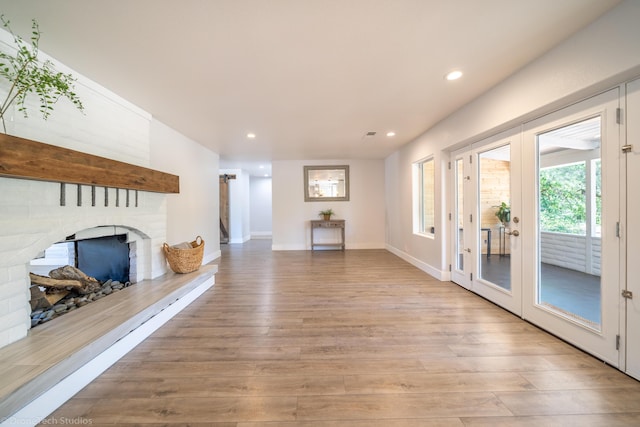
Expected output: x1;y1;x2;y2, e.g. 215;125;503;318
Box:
0;15;84;133
319;208;334;220
539;163;588;234
494;201;510;225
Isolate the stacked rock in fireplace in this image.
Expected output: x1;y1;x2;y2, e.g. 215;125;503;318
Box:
29;265;132;327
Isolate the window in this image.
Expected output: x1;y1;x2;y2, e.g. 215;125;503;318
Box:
538;115;601;237
592;159;601;237
539;161;586;235
413;157;435;235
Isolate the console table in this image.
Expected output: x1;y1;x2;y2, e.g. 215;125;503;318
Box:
310;219;345;251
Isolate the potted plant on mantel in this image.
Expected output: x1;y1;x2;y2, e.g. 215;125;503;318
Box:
0;15;84;134
319;209;335;221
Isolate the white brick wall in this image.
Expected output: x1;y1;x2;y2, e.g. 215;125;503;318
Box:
591;237;602;276
540;232;601;275
0;31;151;168
0;29;169;349
0;178;169;349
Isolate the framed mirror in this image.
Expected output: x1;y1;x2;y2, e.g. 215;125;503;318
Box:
304;165;349;202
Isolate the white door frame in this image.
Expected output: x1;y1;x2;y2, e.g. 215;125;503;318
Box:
624;78;640;379
521;89;621;366
449;127;523;316
450;148;470;289
469;129;523;316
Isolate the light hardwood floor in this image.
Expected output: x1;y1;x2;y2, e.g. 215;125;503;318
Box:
43;240;640;426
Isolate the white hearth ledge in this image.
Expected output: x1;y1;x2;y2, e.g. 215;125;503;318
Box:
0;264;217;426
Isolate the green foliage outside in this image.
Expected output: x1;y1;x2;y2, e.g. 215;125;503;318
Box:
594;159;601;232
539;162;587;234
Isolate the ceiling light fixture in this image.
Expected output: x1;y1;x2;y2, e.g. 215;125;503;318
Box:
445;70;463;81
386;131;396;137
247;132;256;139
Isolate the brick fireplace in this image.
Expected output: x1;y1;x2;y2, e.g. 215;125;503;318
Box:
0;175;170;349
0;136;218;421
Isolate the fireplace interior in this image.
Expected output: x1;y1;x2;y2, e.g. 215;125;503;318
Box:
77;235;130;283
29;234;134;328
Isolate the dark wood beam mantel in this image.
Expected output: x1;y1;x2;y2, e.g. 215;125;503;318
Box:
0;133;179;193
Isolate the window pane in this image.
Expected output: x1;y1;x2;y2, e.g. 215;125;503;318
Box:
478;145;511;290
539;162;587;235
593;159;601;237
537;116;601;330
421;159;435;234
456;158;464;270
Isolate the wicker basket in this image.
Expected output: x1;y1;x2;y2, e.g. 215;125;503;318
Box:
163;236;204;273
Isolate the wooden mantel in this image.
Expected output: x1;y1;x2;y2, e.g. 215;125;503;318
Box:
0;133;179;193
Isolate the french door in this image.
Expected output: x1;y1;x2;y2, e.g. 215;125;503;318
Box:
450;152;470;289
451;89;623;367
522;89;620;365
451;129;523;316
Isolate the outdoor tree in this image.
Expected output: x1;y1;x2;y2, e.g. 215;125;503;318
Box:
539;163;586;234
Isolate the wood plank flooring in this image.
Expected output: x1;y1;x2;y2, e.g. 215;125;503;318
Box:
42;240;640;426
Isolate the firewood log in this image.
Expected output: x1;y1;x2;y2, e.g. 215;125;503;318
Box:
29;271;101;295
48;265;101;294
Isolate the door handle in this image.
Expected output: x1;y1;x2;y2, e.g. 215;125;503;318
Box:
506;230;520;236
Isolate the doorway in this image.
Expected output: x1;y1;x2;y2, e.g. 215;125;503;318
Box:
219;174;235;244
451;129;522;315
522;89;620;365
451;89;626;369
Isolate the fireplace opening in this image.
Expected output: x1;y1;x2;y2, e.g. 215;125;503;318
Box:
77;235;130;283
29;234;134;328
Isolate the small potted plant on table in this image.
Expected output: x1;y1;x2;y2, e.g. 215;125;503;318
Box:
319;209;334;221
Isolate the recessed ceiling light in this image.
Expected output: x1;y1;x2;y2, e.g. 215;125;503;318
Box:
247;132;256;139
445;70;463;81
386;131;396;137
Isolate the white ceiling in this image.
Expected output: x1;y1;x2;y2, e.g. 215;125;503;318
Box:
0;0;621;176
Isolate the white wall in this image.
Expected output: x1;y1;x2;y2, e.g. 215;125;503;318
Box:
272;159;385;250
250;177;273;239
385;0;640;280
149;120;220;263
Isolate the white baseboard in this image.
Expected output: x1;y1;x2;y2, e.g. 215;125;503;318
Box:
250;232;272;239
203;249;222;264
229;235;251;244
385;244;449;281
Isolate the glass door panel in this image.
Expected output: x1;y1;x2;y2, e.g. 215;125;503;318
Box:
469;132;522;317
522;89;619;366
537;117;602;330
456;158;465;272
450;151;471;289
478;145;511;291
